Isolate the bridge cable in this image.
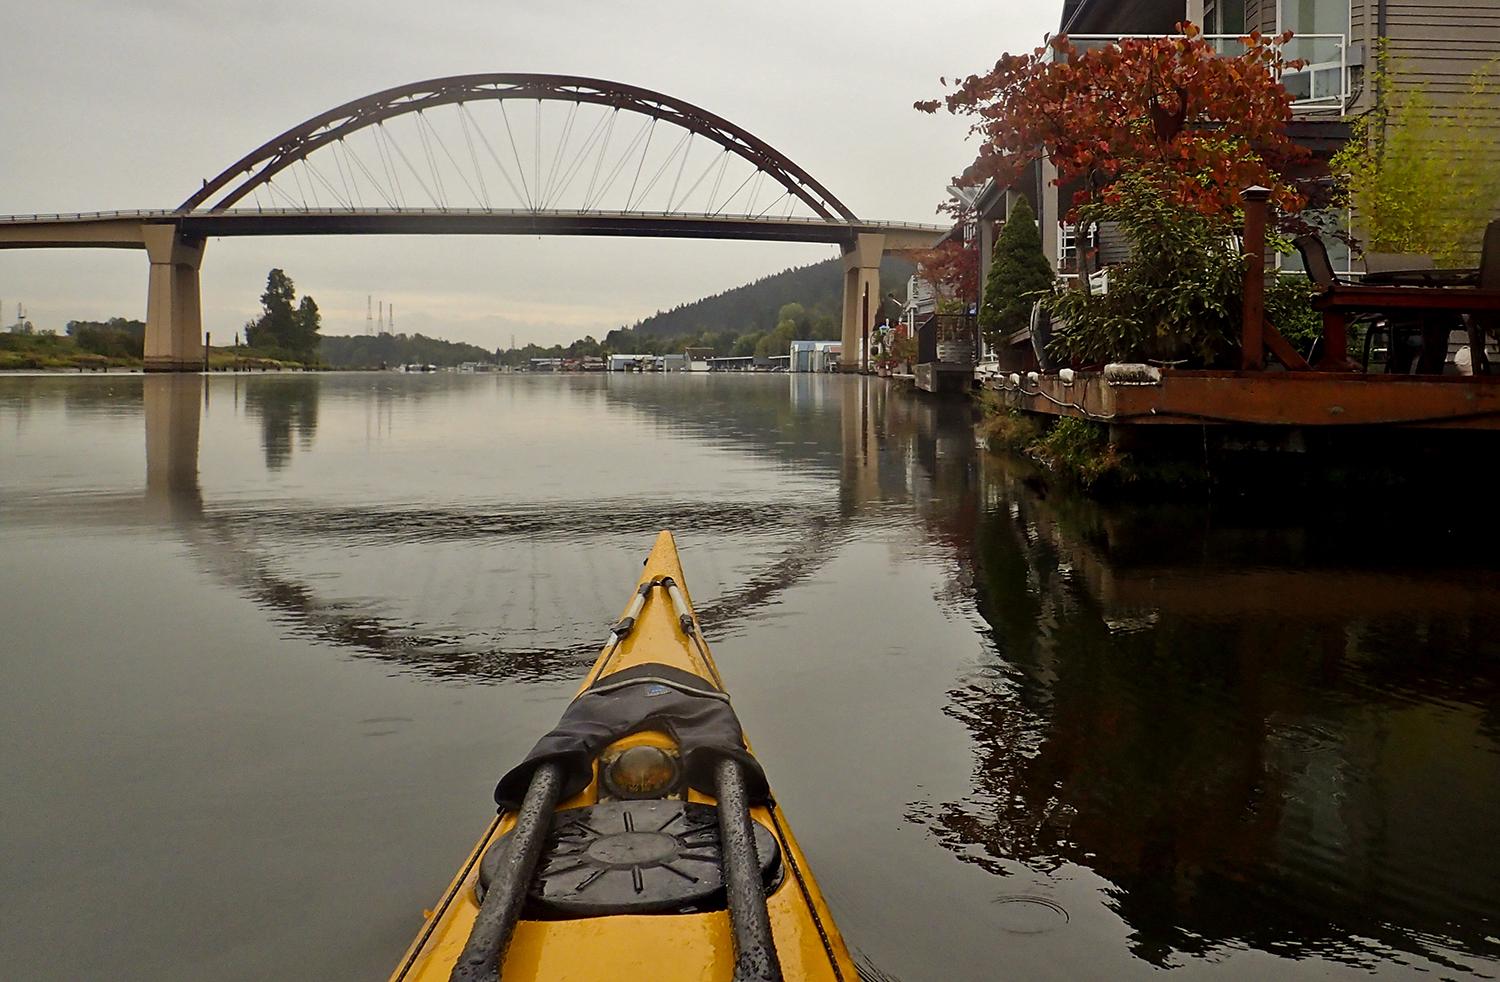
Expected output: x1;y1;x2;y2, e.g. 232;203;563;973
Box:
625;117;658;211
413;111;447;209
540;100;579;209
463;103;527;210
545;106;614;210
261;176;304;210
632;127;692;212
380;121;444;209
666;133;694;213
300;159;324;210
455;103;492;210
337;136;400;209
710;166;759;218
533;100;542;210
331;139;359;210
420;109;485;210
299;157;342;211
583;110;619;210
752;188;792;221
706;150;730;214
374;124;407;209
288;161;311;209
746;169;765;216
586;114;653;212
301;153;356;211
673;146;726;216
497;102;533;210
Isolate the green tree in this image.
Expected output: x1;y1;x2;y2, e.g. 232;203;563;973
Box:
978;196;1055;348
293;295;321;360
1331;50;1500;265
248;268;298;350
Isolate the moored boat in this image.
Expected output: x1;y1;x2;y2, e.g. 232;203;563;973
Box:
390;531;858;982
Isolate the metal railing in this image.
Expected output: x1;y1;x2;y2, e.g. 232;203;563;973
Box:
1048;34;1349;113
0;207;947;233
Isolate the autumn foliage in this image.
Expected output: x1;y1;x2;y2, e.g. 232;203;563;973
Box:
917;25;1311;220
914;235;980;308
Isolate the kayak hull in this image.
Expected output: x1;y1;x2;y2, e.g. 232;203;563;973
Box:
390;531;857;981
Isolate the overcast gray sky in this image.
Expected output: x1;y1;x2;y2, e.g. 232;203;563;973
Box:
1;1;1060;348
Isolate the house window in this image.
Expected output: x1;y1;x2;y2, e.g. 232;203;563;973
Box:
1278;208;1354;277
1057;223;1098;275
1203;0;1245;35
1278;0;1349;104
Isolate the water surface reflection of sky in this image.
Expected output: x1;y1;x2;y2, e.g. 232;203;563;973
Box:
0;372;1495;980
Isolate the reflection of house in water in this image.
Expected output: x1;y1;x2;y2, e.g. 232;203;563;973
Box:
917;454;1500;969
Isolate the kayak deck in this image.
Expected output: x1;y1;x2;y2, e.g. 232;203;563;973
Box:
390;531;857;981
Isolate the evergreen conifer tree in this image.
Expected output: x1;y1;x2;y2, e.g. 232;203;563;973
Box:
977;196;1055;348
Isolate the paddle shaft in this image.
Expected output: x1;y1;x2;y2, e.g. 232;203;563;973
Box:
714;756;784;982
449;761;564;982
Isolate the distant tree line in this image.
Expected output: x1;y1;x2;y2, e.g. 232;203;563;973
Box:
623;255;913;340
497;253;914;365
66;317;145;359
320;332;497;368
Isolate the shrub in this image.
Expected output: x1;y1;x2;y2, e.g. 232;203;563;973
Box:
978;196;1055;349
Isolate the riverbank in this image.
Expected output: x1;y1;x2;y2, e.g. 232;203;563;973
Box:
0;333;317;372
972;386;1500;498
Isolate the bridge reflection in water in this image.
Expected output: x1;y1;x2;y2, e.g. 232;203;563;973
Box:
3;373;1496;978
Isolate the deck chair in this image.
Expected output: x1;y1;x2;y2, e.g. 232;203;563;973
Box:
1293;234;1340;289
1468;220;1500;374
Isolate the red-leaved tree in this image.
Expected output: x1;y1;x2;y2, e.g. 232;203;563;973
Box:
917;25;1311;221
914;237;980;310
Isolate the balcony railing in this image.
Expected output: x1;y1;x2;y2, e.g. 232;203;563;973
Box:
1047;34;1349;112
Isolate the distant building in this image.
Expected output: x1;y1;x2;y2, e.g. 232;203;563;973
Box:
788;340;842;373
607;354;649;372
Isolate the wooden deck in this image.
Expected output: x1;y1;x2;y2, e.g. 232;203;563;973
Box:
988;370;1500;430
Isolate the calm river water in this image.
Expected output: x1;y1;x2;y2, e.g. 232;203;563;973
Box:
2;372;1497;981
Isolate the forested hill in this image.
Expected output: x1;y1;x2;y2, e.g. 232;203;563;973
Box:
628;255;915;339
320;332;494;368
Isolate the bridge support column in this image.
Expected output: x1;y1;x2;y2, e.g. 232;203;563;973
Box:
840;232;884;373
142;224;206;373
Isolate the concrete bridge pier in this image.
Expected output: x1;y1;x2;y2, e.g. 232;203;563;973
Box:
841;232;884;373
142;224;205;372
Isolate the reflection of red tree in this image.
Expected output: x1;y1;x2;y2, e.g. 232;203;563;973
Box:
916;475;1500;968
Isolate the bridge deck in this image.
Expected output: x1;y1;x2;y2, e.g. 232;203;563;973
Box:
0;209;945;248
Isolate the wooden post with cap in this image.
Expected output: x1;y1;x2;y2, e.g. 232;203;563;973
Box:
1241;186;1271;372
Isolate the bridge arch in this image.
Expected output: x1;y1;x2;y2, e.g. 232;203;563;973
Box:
177;73;859;223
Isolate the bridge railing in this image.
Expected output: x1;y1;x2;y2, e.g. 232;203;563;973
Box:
0;208;946;233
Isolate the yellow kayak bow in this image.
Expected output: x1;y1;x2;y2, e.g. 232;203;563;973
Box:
390;531;858;982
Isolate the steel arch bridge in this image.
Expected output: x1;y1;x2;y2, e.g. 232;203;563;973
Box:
0;73;942;370
177;73;861;225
